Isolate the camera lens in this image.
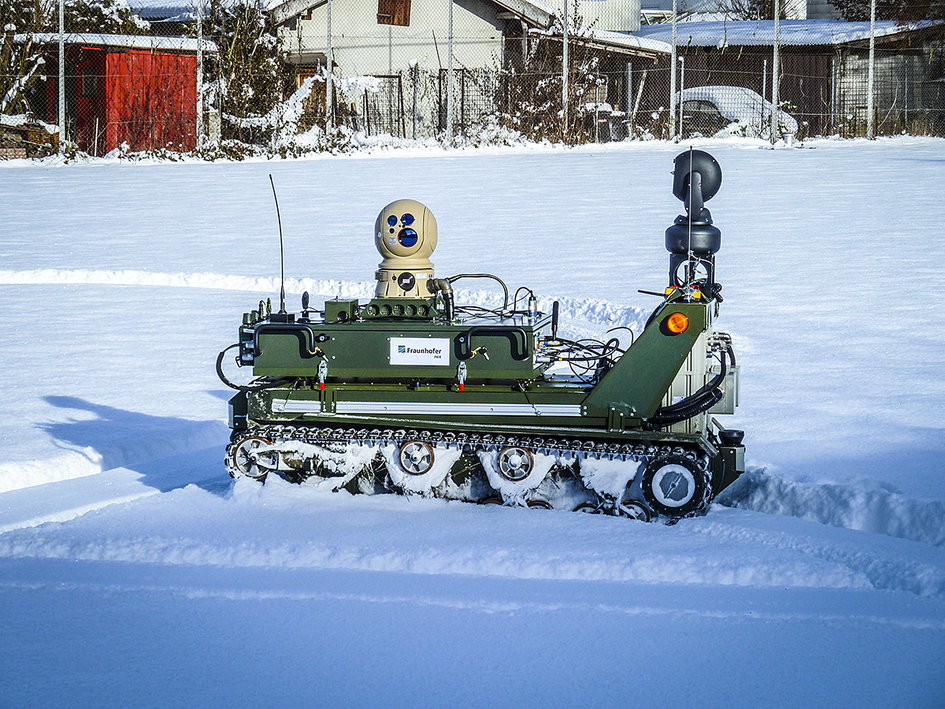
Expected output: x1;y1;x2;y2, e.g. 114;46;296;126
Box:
387;215;397;226
401;213;415;226
398;228;418;247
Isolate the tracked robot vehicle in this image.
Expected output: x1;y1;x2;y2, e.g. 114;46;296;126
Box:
218;149;745;521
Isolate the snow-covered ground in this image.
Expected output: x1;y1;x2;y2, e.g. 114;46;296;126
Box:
1;137;944;706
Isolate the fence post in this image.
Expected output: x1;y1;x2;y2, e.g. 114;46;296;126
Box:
625;62;632;115
562;0;568;142
447;0;454;141
196;0;204;150
762;58;767;136
677;56;684;140
771;0;780;145
58;0;64;149
625;62;632;138
326;0;333;131
867;0;876;139
411;62;418;140
670;0;677;141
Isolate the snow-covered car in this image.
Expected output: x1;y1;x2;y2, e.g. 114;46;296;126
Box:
672;86;799;140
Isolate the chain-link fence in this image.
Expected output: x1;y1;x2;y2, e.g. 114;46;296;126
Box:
280;4;945;145
2;1;944;157
659;43;945;140
2;31;208;156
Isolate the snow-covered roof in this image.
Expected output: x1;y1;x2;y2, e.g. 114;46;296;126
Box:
125;0;238;21
570;28;672;55
642;0;717;9
634;19;942;47
14;32;217;53
494;0;554;26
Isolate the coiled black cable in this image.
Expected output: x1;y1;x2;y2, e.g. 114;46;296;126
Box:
645;347;728;428
215;344;290;392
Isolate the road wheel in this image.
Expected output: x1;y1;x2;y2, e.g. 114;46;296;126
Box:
496;446;534;481
616;498;653;522
399;441;435;475
573;501;604;514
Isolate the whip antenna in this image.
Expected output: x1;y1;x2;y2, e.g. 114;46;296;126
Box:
687;144;694;285
269;173;286;314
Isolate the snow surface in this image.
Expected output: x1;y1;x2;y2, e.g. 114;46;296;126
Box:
1;137;944;706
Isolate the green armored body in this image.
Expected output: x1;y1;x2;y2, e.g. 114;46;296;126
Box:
218;150;745;521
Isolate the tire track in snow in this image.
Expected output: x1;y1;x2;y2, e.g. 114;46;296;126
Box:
3;568;943;631
0;268;648;330
718;468;945;549
696;510;945;600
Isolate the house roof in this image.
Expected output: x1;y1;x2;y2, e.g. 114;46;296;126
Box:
267;0;554;28
15;32;217;53
581;28;672;55
493;0;554;26
642;0;718;8
633;19;943;48
124;0;236;21
532;27;672;56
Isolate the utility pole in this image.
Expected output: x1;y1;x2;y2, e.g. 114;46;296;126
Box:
326;0;333;131
867;0;876;139
670;0;677;140
58;0;64;150
562;0;568;142
196;0;204;150
677;56;684;141
447;0;454;141
771;0;780;144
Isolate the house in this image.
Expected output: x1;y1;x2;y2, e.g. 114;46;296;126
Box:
632;19;945;136
640;1;840;24
265;0;679;138
22;33;214;153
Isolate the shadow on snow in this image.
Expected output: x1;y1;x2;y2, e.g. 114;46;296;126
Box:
40;395;231;495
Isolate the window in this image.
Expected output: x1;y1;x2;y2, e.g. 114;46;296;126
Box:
377;0;410;26
81;67;99;97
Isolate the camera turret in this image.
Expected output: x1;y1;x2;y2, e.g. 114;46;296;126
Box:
374;199;438;298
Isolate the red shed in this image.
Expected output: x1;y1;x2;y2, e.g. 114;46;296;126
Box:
26;33;214;154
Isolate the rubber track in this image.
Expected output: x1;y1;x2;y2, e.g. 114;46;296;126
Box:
226;424;713;519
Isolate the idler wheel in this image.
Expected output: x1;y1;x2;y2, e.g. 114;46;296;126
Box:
496;446;534;482
526;498;553;510
640;455;709;518
616;498;653;522
230;436;278;481
398;441;435;475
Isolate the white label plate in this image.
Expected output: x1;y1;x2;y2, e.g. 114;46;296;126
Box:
389;337;451;366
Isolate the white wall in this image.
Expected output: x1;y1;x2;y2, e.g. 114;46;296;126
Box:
280;0;507;77
553;0;642;32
